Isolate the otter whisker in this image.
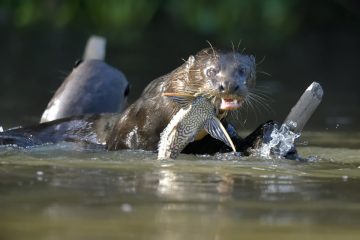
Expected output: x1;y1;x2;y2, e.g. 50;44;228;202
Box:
251;86;273;96
206;40;216;58
237;99;250;125
231;109;248;128
231;41;235;54
249;98;272;115
249;92;271;116
257;70;272;77
248;92;270;106
249;91;273;102
249;91;274;107
256;56;266;66
251;85;272;92
230;41;238;61
202;50;211;57
247;93;274;115
229;109;241;124
243;96;259;122
236;40;242;51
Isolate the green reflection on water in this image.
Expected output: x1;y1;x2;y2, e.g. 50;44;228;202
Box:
1;132;360;240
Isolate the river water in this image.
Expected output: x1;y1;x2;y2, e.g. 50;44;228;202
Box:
0;131;359;240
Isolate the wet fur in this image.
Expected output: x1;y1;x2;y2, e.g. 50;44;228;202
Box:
106;48;256;151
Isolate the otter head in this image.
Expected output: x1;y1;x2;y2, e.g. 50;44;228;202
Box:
186;48;256;112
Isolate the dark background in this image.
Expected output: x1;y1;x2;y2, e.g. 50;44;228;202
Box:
0;0;359;131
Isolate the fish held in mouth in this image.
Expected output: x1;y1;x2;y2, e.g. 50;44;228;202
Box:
158;93;237;160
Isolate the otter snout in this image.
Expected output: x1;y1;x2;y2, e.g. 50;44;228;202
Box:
218;81;240;93
217;79;247;96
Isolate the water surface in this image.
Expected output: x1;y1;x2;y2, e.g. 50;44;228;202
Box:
1;131;360;240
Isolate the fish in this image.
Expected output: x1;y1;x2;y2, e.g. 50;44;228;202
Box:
158;93;236;159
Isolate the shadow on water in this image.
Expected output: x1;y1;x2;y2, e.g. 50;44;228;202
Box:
1;138;360;240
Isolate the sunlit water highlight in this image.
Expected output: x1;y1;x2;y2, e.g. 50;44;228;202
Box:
1;131;360;240
257;121;300;158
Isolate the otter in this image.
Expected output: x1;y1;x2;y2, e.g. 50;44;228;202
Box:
41;59;129;123
106;48;256;151
0;48;271;155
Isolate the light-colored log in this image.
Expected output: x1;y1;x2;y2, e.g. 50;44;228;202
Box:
284;82;323;133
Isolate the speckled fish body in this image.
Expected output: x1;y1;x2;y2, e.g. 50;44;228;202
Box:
158;95;236;159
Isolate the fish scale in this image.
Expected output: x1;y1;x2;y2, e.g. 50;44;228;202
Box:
158;95;236;159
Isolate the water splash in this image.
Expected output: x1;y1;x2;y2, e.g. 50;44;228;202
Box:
0;126;3;132
257;121;300;159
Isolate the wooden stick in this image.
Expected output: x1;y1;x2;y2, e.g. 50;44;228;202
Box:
284;82;323;133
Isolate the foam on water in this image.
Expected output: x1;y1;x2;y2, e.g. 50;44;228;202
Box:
257;121;300;159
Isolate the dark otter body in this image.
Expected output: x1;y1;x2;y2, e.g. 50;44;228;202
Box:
41;59;129;123
0;48;262;154
0;114;119;148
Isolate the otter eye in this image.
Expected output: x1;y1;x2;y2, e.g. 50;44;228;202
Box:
124;84;130;97
206;68;217;77
238;67;246;76
73;59;83;68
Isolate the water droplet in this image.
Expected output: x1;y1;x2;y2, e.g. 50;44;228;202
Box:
342;175;348;181
36;171;44;176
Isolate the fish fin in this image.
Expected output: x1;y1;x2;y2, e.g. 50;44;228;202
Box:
204;117;237;152
163;92;195;108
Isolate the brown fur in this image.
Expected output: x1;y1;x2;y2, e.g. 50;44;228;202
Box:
106;48;256;151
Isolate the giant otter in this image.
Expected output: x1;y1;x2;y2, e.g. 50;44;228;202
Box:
0;48;272;155
106;48;256;151
41;59;129;123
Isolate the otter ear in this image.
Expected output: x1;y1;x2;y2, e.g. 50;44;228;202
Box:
186;55;195;69
250;55;256;64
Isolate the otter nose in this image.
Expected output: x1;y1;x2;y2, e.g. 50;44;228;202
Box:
218;81;240;93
